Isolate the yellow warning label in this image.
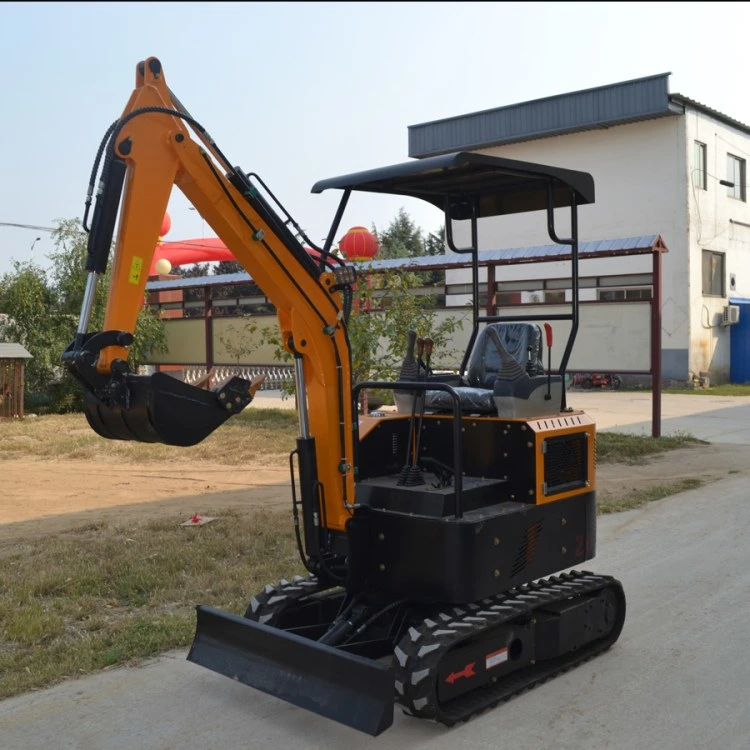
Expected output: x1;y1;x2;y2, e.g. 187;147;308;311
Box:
128;257;143;284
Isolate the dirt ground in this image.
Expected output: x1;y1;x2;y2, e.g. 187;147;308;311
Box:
1;442;748;547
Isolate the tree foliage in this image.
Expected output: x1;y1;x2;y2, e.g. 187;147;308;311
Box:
214;260;244;276
213;210;460;404
0;219;167;413
347;264;461;388
0;261;62;397
372;208;425;260
373;209;446;288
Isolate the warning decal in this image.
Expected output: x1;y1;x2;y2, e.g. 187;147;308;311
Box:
485;647;509;670
128;257;144;284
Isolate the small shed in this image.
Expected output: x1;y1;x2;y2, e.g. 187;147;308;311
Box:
0;343;33;419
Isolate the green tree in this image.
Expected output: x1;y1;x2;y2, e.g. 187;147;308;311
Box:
0;261;63;398
202;210;462;405
179;262;211;278
373;208;425;260
248;262;464;407
422;226;446;288
348;263;462;389
424;226;446;257
218;316;259;365
0;219;167;413
47;219;167;370
214;260;244;275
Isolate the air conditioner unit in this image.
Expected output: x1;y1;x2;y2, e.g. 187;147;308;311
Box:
722;304;740;326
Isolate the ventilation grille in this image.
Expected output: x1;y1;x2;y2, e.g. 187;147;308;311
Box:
511;520;542;577
543;433;588;495
531;415;585;431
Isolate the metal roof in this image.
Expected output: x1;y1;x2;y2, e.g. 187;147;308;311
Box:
360;234;667;271
146;235;667;292
670;93;750;138
408;74;680;157
0;343;33;359
406;74;750;158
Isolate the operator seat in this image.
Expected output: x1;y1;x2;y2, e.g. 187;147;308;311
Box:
418;323;562;418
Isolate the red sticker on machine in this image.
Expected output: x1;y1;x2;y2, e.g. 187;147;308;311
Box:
485;647;509;670
444;662;476;684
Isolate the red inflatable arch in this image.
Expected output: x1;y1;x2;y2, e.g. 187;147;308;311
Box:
150;237;235;275
149;212;376;275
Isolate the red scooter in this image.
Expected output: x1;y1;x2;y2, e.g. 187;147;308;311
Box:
572;372;622;390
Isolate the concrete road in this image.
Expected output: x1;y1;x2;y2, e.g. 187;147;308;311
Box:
2;473;748;750
567;390;750;444
254;388;750;444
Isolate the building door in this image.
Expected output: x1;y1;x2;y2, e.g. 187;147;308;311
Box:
729;299;750;383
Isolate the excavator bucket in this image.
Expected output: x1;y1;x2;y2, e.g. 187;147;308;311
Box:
187;605;395;736
83;372;256;447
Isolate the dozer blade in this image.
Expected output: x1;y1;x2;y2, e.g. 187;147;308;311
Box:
187;605;395;736
84;373;254;446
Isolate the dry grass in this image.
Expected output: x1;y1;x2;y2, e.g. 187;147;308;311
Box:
0;409;299;464
598;477;705;514
596;431;704;464
0;411;706;700
0;506;304;700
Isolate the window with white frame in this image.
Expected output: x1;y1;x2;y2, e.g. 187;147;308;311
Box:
727;154;746;201
694;141;707;190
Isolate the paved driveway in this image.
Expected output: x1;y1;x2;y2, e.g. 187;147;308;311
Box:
568;390;750;444
1;470;748;750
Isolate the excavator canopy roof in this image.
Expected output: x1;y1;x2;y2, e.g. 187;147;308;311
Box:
311;151;595;218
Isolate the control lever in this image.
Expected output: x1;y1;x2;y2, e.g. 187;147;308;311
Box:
544;323;553;401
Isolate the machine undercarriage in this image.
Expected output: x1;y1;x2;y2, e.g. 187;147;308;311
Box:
217;568;625;731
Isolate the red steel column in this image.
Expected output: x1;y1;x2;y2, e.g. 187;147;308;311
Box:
651;250;662;438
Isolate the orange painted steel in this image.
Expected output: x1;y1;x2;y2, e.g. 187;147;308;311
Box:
97;58;355;532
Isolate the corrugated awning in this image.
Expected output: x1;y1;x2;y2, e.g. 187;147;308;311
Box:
365;234;668;272
146;234;668;292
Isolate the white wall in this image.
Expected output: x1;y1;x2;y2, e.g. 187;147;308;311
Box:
434;304;651;373
446;116;689;378
684;108;750;381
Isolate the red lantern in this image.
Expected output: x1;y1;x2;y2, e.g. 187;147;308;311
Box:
159;212;172;238
339;226;379;262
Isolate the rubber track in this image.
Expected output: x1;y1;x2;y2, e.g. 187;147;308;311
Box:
393;570;626;726
243;574;329;624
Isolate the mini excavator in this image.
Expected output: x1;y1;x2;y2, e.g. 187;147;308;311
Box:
63;58;626;736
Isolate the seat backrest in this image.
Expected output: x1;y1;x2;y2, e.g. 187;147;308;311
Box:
465;323;544;389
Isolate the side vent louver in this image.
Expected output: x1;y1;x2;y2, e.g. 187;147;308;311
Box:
511;520;543;577
542;433;588;496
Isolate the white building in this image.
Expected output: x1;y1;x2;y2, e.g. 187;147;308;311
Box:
408;73;750;383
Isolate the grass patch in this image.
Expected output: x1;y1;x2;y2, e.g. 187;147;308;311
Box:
0;412;713;699
663;384;750;396
598;478;704;514
0;409;299;464
596;431;705;464
0;507;304;700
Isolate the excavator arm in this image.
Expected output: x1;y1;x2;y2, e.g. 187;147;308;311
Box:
63;57;356;535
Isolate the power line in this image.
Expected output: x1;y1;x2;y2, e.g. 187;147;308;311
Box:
0;222;56;232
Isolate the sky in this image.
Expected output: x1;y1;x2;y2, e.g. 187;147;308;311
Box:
1;1;749;278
